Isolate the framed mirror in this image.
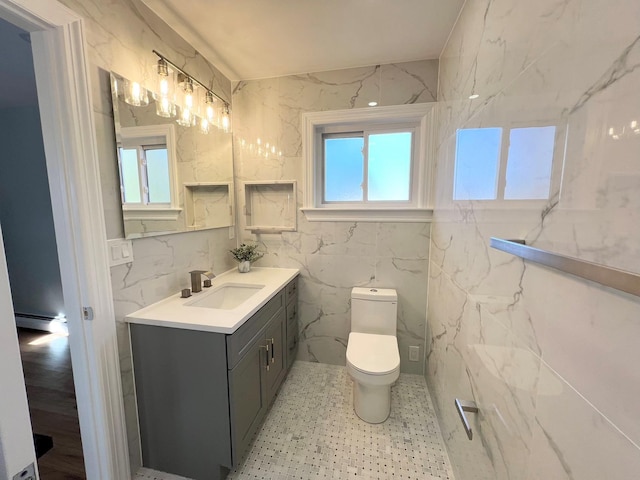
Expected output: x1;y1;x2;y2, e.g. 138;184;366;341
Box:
110;72;234;239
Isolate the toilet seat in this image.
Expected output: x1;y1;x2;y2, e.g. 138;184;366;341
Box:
346;332;400;375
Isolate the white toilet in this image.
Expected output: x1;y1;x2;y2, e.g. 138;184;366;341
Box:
346;287;400;423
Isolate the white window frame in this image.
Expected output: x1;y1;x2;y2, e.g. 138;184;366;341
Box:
117;124;181;221
302;103;434;222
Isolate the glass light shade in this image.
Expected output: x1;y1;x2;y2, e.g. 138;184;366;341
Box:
221;111;231;133
199;117;210;134
124;80;148;107
176;106;195;127
155;95;176;118
205;91;217;122
155;58;175;99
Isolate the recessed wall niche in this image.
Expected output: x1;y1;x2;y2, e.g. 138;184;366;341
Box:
184;182;234;230
242;181;297;233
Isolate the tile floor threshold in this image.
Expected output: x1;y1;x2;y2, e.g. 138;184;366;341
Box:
134;361;454;480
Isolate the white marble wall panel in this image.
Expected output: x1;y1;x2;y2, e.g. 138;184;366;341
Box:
429;0;640;478
233;61;438;375
52;0;237;473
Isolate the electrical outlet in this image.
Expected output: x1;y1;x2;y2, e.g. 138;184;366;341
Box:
13;463;36;480
409;345;420;362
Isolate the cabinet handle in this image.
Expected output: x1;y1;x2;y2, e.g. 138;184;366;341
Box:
260;345;270;371
269;338;275;364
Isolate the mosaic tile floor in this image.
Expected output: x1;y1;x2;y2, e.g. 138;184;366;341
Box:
135;361;454;480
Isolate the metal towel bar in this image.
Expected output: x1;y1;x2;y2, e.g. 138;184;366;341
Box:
490;238;640;298
455;398;478;440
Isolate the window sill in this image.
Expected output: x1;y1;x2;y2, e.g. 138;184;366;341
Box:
122;207;182;221
301;207;432;223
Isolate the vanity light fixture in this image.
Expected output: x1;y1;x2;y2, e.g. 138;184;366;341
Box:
152;50;232;133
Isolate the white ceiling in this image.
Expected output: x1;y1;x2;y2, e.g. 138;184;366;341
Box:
142;0;465;81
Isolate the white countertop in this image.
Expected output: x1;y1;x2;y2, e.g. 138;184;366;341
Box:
125;267;299;334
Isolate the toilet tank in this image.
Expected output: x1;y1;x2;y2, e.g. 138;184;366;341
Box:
351;287;398;335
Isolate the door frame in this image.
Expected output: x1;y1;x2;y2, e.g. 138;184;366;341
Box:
0;0;130;478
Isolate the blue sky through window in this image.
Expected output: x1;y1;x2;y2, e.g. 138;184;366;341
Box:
368;132;412;201
454;128;502;200
324;136;364;201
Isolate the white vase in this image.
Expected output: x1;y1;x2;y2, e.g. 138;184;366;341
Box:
238;260;251;273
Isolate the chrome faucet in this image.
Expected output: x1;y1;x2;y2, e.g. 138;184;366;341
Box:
189;270;216;293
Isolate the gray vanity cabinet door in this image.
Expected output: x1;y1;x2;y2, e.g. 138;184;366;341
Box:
265;307;287;402
130;324;232;480
228;335;269;465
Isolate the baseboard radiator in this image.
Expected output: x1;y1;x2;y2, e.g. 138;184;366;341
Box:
15;312;68;334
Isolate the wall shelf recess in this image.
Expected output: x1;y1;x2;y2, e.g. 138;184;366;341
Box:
184;182;234;231
243;181;297;234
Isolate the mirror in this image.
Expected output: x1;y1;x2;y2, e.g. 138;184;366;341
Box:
110;72;234;239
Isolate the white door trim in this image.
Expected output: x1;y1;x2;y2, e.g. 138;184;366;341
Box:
0;1;130;479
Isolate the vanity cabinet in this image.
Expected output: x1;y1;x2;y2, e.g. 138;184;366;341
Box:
130;276;298;480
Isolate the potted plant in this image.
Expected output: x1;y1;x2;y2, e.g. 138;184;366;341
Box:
230;243;264;273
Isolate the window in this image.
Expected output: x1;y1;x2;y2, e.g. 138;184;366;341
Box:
303;104;433;222
454;125;559;201
323;129;414;203
117;124;180;220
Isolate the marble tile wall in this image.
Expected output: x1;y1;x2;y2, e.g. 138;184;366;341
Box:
232;60;438;375
55;0;236;473
428;0;640;478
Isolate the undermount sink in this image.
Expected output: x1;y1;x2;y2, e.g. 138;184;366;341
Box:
185;283;265;310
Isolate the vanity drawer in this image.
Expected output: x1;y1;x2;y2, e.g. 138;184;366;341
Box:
285;277;298;303
226;290;284;369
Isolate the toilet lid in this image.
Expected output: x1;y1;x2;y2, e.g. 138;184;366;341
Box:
346;332;400;375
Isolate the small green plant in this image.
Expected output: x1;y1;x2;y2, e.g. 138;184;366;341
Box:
230;243;264;263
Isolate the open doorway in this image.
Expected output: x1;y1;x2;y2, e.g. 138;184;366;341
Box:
0;1;130;478
0;16;85;478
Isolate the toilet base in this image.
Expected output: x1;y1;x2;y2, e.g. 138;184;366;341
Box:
352;380;391;424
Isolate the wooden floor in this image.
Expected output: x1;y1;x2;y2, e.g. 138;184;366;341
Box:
17;328;86;479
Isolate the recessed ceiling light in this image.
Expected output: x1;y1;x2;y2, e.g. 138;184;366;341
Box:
468;94;480;100
368;101;378;107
